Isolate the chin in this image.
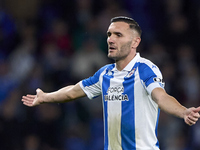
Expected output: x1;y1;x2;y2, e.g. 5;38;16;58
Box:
108;55;116;60
108;54;113;58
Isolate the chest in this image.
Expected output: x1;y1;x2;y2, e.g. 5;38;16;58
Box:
101;69;141;99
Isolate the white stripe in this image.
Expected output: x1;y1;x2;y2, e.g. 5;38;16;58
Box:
134;69;160;150
107;71;126;150
107;101;122;150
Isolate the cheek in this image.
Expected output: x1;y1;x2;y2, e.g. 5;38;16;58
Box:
120;42;131;52
107;37;109;44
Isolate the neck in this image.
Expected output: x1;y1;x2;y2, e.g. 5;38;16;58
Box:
116;53;136;71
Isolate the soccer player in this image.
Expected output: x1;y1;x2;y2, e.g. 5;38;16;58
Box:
22;16;200;150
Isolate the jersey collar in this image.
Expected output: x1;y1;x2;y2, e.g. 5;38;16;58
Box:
112;53;140;72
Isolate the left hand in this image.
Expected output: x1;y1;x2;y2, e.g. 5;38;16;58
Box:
184;106;200;126
22;88;45;107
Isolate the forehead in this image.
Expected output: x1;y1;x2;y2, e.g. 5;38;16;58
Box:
107;22;130;32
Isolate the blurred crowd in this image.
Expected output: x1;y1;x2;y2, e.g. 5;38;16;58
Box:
1;0;200;150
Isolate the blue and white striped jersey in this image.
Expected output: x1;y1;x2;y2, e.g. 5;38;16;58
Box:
79;53;164;150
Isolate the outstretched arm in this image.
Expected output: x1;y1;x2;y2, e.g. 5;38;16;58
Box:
152;87;200;126
22;82;86;107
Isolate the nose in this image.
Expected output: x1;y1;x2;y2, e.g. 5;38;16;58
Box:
107;36;114;44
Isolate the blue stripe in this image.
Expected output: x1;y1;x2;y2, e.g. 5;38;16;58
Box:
82;65;111;87
155;108;160;148
121;66;137;150
102;66;114;149
138;63;157;87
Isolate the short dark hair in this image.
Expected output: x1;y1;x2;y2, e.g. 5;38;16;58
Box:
110;16;142;37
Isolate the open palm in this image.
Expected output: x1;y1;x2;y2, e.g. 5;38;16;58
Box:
22;89;44;107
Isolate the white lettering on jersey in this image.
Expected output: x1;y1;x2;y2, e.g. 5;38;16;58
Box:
105;86;129;101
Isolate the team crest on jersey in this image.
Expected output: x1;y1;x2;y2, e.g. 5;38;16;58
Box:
126;68;136;78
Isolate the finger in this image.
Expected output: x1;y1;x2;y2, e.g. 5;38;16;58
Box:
22;98;33;103
188;115;198;122
22;95;37;107
188;122;194;126
23;100;32;105
22;95;35;101
26;95;36;99
187;116;198;125
186;118;196;126
23;101;34;107
193;113;200;118
22;99;34;106
185;119;192;126
22;98;34;105
189;111;200;118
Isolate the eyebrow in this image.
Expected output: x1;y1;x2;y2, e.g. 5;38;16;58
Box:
107;31;122;36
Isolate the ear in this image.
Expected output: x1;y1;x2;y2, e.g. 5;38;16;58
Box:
132;37;141;49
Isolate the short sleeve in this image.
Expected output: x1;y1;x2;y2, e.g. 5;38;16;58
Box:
138;62;165;95
79;65;108;99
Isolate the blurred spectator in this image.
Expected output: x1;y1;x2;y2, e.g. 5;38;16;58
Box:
123;0;161;42
144;42;169;67
64;121;89;150
189;120;200;149
176;44;196;74
0;7;17;56
160;61;177;96
0;88;24;149
8;22;37;84
159;14;194;53
41;43;71;88
8;39;36;83
73;18;107;53
24;63;44;93
163;0;183;16
180;65;200;105
35;104;63;149
23;134;41;150
70;38;110;81
76;0;93;26
97;0;130;34
42;19;73;56
0;55;18;104
4;0;40;21
176;44;200;105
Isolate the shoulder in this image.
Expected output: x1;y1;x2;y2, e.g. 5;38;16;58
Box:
137;57;156;68
137;56;162;76
136;57;156;70
94;64;115;78
97;63;115;74
81;63;115;87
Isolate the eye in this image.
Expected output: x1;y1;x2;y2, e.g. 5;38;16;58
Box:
107;32;111;37
116;33;122;37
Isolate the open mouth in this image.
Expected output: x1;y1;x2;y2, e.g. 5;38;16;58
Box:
109;46;116;51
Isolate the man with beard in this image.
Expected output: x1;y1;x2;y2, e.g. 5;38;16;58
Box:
22;16;200;150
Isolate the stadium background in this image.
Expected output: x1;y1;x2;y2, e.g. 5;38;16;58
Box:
0;0;200;149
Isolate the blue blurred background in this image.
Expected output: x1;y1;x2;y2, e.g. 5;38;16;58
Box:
1;0;200;149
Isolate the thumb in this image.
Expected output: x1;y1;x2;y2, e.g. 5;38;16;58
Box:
36;88;43;95
34;88;44;105
36;88;43;98
194;106;200;113
36;88;42;94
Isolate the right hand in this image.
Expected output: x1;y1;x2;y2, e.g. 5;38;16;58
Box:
183;107;200;126
22;88;45;107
